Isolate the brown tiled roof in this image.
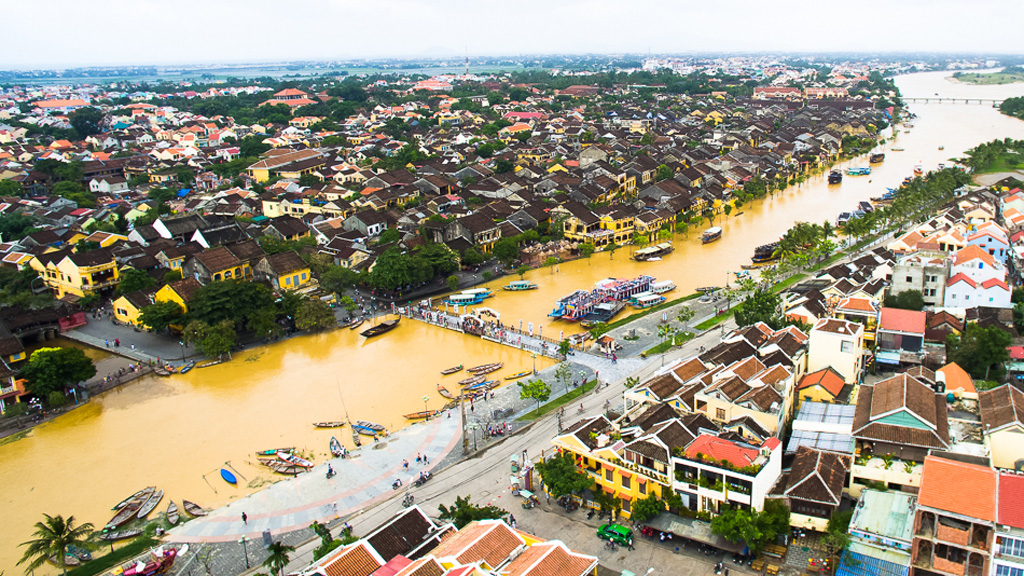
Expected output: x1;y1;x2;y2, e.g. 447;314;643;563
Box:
502;541;597;576
427;520;522;568
167;278;202;302
737;384;783;412
264;250;307;275
318;542;383;576
708;375;750;402
646;372;687;400
194;246;241;272
783;447;850;506
671;357;708;383
979;384;1024;432
225;239;265;262
365;507;439;563
852;375;950;450
729;356;766;381
393;557;445;576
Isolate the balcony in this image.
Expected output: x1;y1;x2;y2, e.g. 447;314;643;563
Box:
0;385;18;398
853;456;922;487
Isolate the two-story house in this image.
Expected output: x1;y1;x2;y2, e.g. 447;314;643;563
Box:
807;318;864;385
255;250;313;292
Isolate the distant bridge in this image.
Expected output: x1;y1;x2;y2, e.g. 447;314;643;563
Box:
903;97;1005;105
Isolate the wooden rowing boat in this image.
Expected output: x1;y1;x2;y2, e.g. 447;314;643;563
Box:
403;410;438;420
467;362;501;373
504;371;531;380
352;424;380;436
473;363;503;376
458;375;486;387
330;436;344;457
464;379;498;392
181;500;206;517
438;384;454;399
258;458;305;475
100;529;143;541
179;360;196;374
355;420;385;431
112;488;148;510
347;318;364;330
440;364;463;375
154;367;171;376
360;318;400;338
277;451;314;468
136;488;164;519
166;501;179;525
106;486;155;529
313;421;346;428
50;553;81;567
255;447;294;456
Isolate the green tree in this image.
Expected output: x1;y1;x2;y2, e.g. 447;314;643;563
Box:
0;212;38;240
320;265;358;296
262;541;296;576
516;264;531;279
579;243;596;263
47;390;67;409
734;289;783;329
711;502;789;555
947;323;1013;380
339;295;358;318
51;181;95;207
199;320;236;360
491;237;520;266
188;280;275;328
138;300;185;331
821;509;853;560
69;107;104;137
518;378;551;414
446;275;460;292
438;495;508;529
883;289;925;311
116;268;156;296
163;269;183;284
295;298;335;331
656;164;673;181
558;339;571;358
21;348;96;396
535;453;593;498
18;514;94;576
630;493;665;523
554;362;573;396
462;247;484;266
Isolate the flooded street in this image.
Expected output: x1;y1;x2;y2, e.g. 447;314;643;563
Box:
1;70;1023;570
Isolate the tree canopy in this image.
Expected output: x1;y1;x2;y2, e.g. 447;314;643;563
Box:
883;289;925;311
734;289;783;329
138;300;185;332
438;495;507;529
21;347;96;396
295;298;335;331
946;323;1012;380
535;453;593;498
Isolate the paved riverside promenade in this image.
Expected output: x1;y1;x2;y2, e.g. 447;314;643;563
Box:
400;304;569;360
168;414;463;543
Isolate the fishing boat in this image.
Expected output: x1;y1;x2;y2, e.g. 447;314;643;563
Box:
181;500;207;517
440;364;463;375
845;167;871;176
651;280;676;294
166;501;179;525
154;367;171;376
112;488;148;510
701;227;722;244
352;423;382;436
258;458;305;475
179;360;196;374
438;384;454;399
502;280;538;291
632;242;674;261
403;410;439;420
313;421;346;428
255;447;294;456
869;153;885;163
361;318;400;338
100;529;143;541
464;379;498;392
220;468;237;484
355;420;386;432
330;436;344;457
914;164;924;176
472;362;504;376
106;486;155;529
136;488;164;519
828;169;843;184
277;451;315;468
459;374;486;387
346;318;364;330
468;362;500;373
505;371;531;380
67;545;92;562
750;242;780;265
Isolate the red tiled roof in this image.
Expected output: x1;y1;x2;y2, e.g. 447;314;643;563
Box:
953;244;997;268
947;272;977;288
981;278;1009;290
918;455;997;521
684;434;760;469
799;367;846;397
999;472;1024;529
937;362;976;395
878;307;926;334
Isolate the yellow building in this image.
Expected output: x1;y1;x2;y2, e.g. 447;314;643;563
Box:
112;289;156;327
154;278;204;313
255;251;313;292
795;367;847;406
979;384;1024;471
30;248;120;298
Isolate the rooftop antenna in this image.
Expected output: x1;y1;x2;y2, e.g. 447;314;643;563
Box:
465;47;469;76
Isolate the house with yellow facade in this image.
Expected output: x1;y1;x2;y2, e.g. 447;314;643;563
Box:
154;278;203;313
182;241;263;284
795;366;848;406
30;248;120;299
112;289;157;327
255;251;313;292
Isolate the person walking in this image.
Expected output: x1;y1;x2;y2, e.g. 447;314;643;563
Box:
241;512;247;524
628;538;635;551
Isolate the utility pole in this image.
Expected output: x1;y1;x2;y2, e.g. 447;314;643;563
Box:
460;392;469;454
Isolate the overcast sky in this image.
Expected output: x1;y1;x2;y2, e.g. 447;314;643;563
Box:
6;0;1024;68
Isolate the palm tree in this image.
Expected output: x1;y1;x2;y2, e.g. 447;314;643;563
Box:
18;514;94;575
263;541;297;576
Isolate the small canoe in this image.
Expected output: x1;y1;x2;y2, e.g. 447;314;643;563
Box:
355;420;385;431
352;424;380;436
166;501;179;525
154;367;171;376
347;318;365;330
179;360;196;374
459;375;486;387
220;468;237;484
112;488;148;510
465;379;498;392
255;447;294;456
107;486;155;529
505;371;531;380
467;362;500;373
68;544;92;562
403;410;438;420
136;488;164;519
50;553;81;567
100;529;143;541
259;458;305;475
277;451;314;468
438;384;454;399
313;421;346;428
441;364;463;375
181;500;206;517
330;436;344;457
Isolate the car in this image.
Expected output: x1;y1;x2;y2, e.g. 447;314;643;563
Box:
597;523;632;545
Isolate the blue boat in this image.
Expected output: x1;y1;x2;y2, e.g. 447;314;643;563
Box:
220;468;237;484
352;424;379;436
846;167;871;176
179;360;196;374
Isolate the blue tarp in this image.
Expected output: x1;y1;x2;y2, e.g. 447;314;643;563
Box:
177;188;191;198
836;550;909;576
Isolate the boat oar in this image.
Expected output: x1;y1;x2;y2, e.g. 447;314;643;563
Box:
225;461;246;482
202;473;218;495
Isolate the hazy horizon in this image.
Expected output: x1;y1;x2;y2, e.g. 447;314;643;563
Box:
6;0;1024;69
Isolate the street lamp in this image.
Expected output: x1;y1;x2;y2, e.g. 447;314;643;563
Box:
239;535;250;569
579;370;586;387
178;340;185;363
422;395;429;420
531;353;537;375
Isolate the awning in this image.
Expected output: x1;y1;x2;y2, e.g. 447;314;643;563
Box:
620;471;632;479
875;351;902;365
636;477;646;484
602;463;614;471
618;492;632;501
644;512;744;553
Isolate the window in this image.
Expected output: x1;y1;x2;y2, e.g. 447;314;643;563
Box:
622;476;631;489
301;272;307;280
999;536;1024;559
841;341;854;353
605;469;613;482
906;276;913;282
716;408;726;421
639;482;647;495
996;566;1024;576
285;277;291;285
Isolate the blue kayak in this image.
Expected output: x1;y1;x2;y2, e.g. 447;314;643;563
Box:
220;468;237;484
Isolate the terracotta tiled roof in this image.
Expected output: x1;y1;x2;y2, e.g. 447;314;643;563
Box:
683;434;759;469
427;520;523;568
918;455;997;521
878;307;926;334
799;367;846;397
953;244;997;267
999;472;1024;529
502;541;598;576
317;542;384;576
937;362;976;396
391;556;444;576
979;384;1024;433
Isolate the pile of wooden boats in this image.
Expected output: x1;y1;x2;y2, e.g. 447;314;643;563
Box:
103;487;205;537
352;420;386;436
467;362;503;376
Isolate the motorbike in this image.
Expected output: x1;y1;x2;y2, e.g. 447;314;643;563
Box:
402;494;414;507
392;479;403;490
586;509;595;520
326;466;336;479
413;471;433;487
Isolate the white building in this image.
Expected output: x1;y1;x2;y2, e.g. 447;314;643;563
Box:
807;318;864;384
891;253;949;306
944;245;1012;309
